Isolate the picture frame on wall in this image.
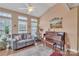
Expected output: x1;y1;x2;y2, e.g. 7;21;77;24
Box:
50;17;63;29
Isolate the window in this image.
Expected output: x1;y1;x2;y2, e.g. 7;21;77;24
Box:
0;12;12;18
0;20;4;34
0;12;12;35
31;18;38;36
18;16;27;33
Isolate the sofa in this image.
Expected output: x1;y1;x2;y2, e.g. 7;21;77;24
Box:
10;33;36;50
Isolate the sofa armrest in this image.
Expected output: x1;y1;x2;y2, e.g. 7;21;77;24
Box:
10;39;17;50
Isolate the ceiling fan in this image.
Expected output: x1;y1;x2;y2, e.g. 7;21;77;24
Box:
18;3;35;14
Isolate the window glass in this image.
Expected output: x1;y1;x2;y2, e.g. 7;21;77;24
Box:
18;16;27;33
0;12;12;18
0;12;12;35
31;19;38;37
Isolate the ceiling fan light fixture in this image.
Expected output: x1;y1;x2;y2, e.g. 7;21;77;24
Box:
28;4;33;13
28;6;33;12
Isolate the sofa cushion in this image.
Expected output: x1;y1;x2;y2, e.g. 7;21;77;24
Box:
27;39;33;41
17;40;26;43
16;40;26;49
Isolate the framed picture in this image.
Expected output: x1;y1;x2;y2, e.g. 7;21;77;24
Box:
50;17;63;28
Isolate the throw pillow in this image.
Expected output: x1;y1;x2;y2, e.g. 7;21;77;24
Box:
14;35;20;41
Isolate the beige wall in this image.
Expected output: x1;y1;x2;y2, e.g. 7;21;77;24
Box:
12;13;18;34
27;16;31;33
77;7;79;52
39;4;77;52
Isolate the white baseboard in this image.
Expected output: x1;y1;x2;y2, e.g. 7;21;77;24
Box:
65;48;78;53
69;49;78;53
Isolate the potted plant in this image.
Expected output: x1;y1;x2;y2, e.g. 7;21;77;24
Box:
0;35;7;50
0;25;9;50
4;26;10;50
4;26;9;34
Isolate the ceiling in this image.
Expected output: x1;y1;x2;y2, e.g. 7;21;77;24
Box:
0;3;56;17
0;3;79;17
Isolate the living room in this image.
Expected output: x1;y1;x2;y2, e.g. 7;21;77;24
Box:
0;3;79;56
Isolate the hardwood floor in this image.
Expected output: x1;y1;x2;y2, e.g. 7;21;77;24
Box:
0;44;35;56
0;41;78;56
0;41;41;56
